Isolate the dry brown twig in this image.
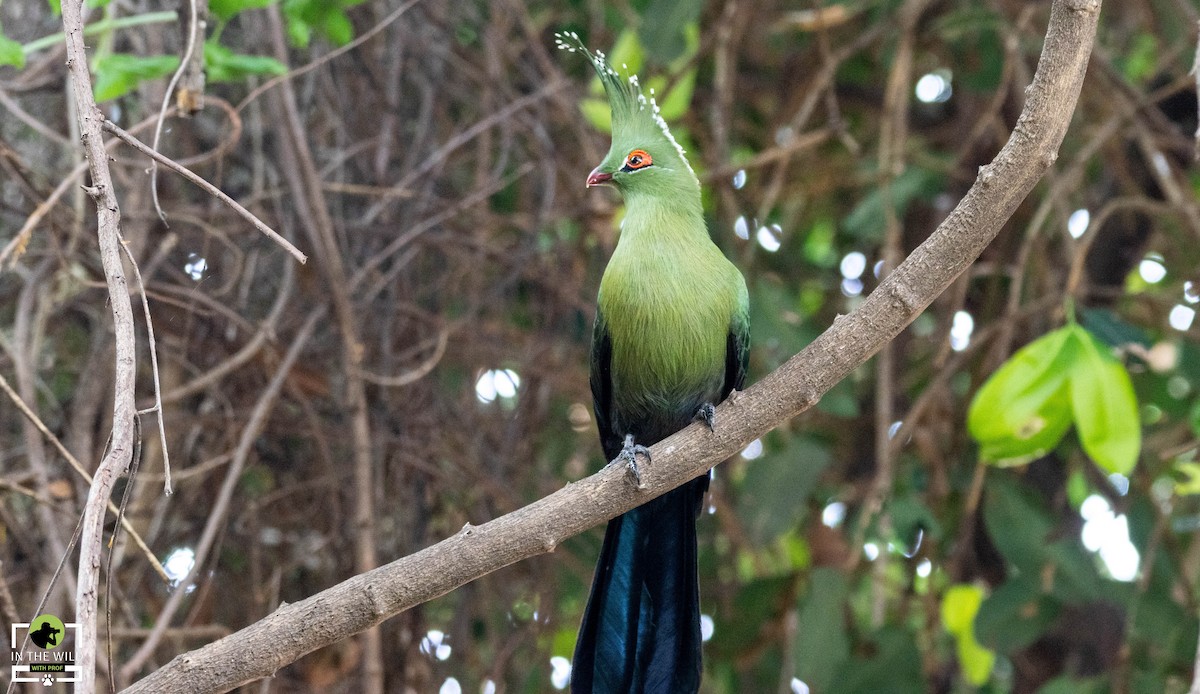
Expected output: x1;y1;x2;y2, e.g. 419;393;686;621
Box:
0;98;244;269
262;5;383;689
0;372;168;582
124;1;1102;691
117;240;173;494
59;0;140;687
149;0;205;225
100;120;307;264
117;311;322;687
51;1;301;687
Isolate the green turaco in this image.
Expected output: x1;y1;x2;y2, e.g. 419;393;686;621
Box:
557;33;750;694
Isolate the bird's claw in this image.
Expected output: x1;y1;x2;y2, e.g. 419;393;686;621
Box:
694;403;716;432
615;433;651;488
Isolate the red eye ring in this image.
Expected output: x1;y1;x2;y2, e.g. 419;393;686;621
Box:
623;149;652;170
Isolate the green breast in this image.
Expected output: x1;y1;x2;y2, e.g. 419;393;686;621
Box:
598;240;741;421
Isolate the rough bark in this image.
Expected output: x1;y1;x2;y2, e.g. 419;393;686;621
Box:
59;1;139;691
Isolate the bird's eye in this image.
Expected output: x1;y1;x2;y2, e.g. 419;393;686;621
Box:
622;149;652;171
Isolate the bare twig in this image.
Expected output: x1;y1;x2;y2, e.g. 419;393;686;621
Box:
0;83;72;146
262;5;390;688
60;0;141;688
354;327;449;387
101;119;307;264
148;0;205;224
847;0;931;578
0;98;242;269
0;371;168;582
118;311;320;685
117;240;172;494
234;0;426;113
3;508;86;694
124;2;1102;690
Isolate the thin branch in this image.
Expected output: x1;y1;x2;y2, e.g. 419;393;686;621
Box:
117;311;321;685
117;239;172;494
0;371;168;582
60;0;141;688
233;0;426;114
123;1;1102;691
20;10;177;57
1;98;243;269
100;119;307;264
2;507;86;694
149;0;204;225
354;327;448;387
0;83;72;146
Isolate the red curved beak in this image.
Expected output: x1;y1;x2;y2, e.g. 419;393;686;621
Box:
586;169;613;187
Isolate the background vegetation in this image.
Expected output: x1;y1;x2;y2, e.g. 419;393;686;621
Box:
1;0;1198;692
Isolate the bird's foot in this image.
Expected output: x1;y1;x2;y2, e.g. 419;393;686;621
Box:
615;434;651;488
693;402;716;432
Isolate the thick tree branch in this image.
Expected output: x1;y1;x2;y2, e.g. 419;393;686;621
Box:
123;1;1101;691
60;1;139;691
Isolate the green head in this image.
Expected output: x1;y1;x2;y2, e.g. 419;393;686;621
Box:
556;32;699;200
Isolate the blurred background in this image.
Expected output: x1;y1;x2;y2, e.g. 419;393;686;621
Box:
2;0;1200;691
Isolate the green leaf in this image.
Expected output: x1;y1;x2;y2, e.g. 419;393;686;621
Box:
1119;33;1159;84
974;576;1060;652
941;584;984;634
1079;307;1152;350
93;53;180;101
318;10;354;46
637;0;702;63
1039;675;1108;694
802;218;838;268
709;575;796;662
285;14;312;47
736;436;831;544
1172;460;1200;496
940;585;995;685
830;626;926;693
793;568;850;692
982;475;1054;573
1044;540;1104;602
0;28;23;69
204;41;287;83
842;167;942;239
605;29;645;78
655;68;695;121
47;0;109;13
210;0;277;22
283;0;357;47
1068;325;1141;475
968;326;1077;465
888;496;941;555
580;97;612;133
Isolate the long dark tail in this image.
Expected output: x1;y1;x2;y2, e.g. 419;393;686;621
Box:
572;476;708;694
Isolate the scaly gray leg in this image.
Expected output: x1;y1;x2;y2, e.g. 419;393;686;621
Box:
615;433;651;486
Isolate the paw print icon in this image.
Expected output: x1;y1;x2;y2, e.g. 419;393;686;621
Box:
41;674;54;686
